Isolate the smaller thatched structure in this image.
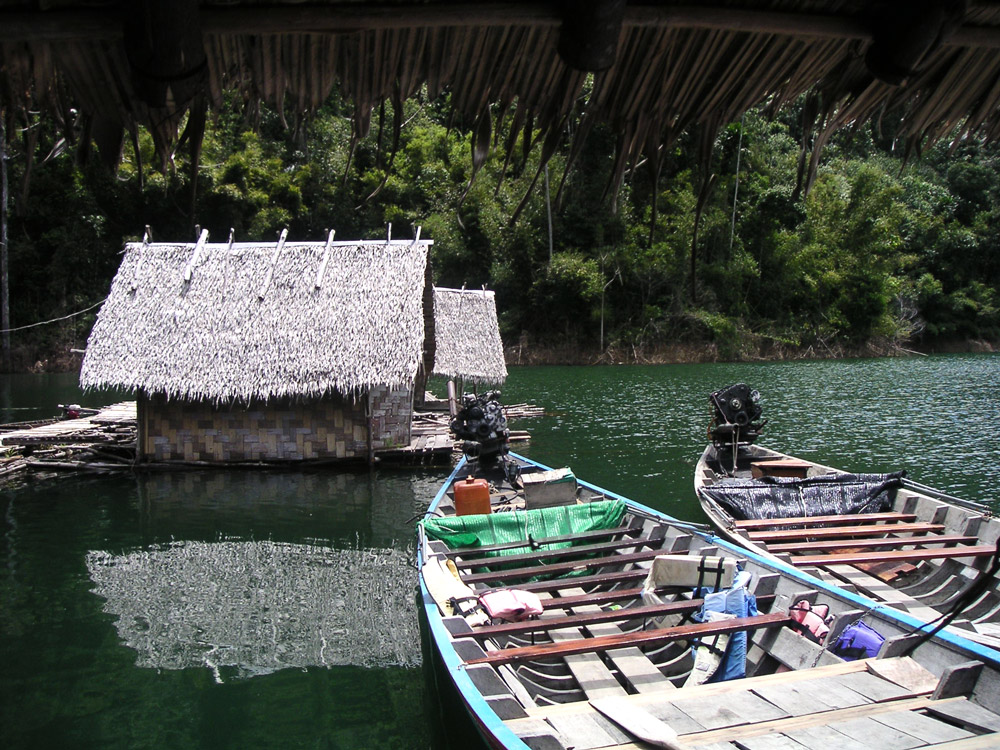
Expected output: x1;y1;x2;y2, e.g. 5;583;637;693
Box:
432;287;507;385
81;233;432;463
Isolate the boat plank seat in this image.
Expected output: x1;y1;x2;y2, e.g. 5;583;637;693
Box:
444;524;638;557
539;585;665;610
751;458;813;479
452;535;659;570
767;534;980;553
460;547;669;585
465;599;705;641
465;594;779;640
792;545;997;567
465;612;791;667
747;522;946;543
735;512;917;530
497;568;651;594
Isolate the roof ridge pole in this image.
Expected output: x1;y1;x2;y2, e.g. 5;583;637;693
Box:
412;225;422;245
183;228;210;283
258;228;288;300
314;229;336;289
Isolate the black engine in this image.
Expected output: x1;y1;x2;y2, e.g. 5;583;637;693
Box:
450;391;510;466
708;383;766;448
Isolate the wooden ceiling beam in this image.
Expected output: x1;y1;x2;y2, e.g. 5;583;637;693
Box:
2;3;999;48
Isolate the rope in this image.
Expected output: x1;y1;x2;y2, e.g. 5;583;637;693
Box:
0;297;107;333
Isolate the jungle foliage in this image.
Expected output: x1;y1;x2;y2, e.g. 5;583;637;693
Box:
3;87;999;368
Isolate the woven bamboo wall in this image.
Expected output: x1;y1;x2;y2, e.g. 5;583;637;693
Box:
139;386;412;462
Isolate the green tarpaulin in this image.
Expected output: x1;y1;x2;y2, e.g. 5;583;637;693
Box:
420;500;627;578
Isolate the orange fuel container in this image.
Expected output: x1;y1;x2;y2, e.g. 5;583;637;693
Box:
454;476;491;516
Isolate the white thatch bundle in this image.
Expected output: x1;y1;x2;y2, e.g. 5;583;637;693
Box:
432;286;507;384
81;238;430;402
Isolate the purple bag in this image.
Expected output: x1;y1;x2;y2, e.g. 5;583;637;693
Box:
831;620;885;660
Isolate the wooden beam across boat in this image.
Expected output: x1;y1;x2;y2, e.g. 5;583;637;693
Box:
462;593;779;639
459;599;708;639
767;534;980;553
540;585;675;610
734;512;918;529
465;612;792;667
747;521;946;542
499;568;652;593
460;547;669;585
792;545;997;567
452;535;658;570
444;525;638;557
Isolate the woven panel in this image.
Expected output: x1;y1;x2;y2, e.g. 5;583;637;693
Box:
139;388;412;462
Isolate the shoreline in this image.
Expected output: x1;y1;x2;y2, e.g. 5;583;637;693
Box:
8;337;999;375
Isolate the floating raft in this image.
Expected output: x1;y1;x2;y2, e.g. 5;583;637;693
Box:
0;401;541;473
1;402;137;446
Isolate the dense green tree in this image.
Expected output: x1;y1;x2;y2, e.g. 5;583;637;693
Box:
2;88;999;370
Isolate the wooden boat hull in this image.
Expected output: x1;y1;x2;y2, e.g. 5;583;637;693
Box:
695;442;1000;648
419;452;1000;750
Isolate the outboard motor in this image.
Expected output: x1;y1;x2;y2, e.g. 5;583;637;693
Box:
450;391;510;467
708;383;766;450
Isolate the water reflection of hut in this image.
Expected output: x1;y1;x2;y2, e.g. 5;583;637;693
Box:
81;235;434;463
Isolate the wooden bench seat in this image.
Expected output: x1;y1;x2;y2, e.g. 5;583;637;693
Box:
747;521;945;542
462;593;779;640
768;534;980;553
461;547;670;585
444;524;636;557
792;545;997;567
493;568;651;594
735;511;917;529
453;535;658;570
465;612;791;667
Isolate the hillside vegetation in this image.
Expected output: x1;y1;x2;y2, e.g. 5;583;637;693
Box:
3;89;999;370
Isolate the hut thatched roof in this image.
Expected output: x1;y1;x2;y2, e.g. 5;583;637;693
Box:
80;236;431;402
432;286;507;384
4;2;1000;186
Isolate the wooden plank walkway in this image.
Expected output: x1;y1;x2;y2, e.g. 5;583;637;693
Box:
1;402;136;446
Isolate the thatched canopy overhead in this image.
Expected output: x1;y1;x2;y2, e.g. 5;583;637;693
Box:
4;1;1000;184
80;236;431;402
432;286;507;384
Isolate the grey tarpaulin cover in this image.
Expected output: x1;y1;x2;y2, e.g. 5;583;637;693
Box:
700;472;905;521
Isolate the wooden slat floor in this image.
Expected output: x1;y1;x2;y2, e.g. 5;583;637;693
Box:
504;657;1000;749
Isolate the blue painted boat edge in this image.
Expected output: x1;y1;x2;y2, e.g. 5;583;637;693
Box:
417;456;532;750
508;451;1000;668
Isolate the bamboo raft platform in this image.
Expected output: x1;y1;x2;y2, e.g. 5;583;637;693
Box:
1;402;137;446
0;401;543;476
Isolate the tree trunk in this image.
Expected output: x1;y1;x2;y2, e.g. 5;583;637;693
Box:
1;110;11;369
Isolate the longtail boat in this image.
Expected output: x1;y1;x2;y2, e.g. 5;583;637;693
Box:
696;383;1000;650
418;450;1000;750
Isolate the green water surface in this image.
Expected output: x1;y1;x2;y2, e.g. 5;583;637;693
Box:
1;354;997;749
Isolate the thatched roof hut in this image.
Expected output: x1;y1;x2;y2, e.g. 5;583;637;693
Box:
432;287;507;385
4;1;1000;190
80;235;430;402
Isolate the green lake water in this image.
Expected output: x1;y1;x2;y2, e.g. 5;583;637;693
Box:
1;354;998;749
